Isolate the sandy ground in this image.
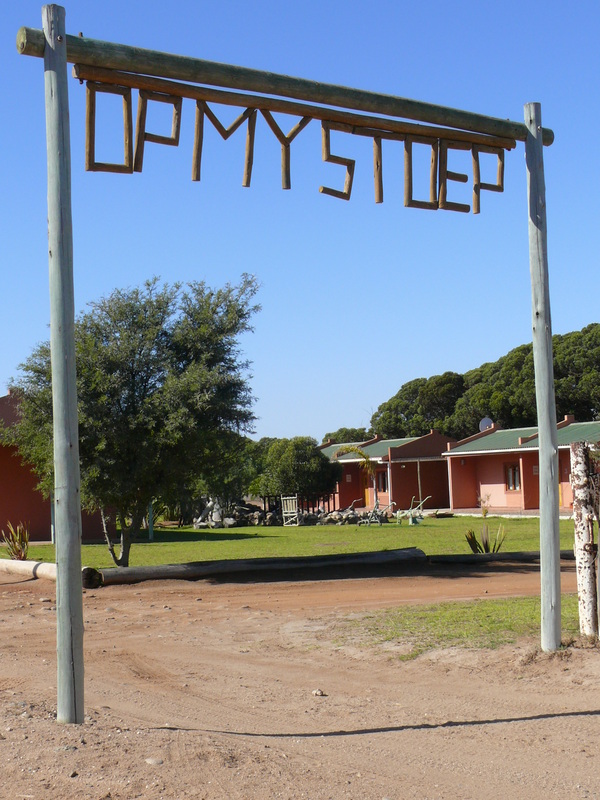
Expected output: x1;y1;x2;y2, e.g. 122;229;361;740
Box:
1;557;599;800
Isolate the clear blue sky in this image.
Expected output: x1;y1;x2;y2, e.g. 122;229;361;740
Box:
4;1;599;441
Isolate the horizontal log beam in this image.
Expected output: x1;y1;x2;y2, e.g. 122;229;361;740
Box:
17;26;553;146
73;64;517;151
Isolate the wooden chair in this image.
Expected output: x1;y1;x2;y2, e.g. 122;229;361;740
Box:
281;495;299;526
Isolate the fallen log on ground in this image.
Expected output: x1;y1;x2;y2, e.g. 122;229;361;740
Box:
0;558;102;587
83;547;427;588
0;559;57;581
1;548;576;588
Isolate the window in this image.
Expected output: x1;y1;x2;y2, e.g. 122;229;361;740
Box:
506;464;521;491
377;471;387;493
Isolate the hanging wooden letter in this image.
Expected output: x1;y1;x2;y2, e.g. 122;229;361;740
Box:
133;90;183;172
438;140;471;213
194;102;257;185
242;110;257;188
472;145;504;214
85;81;133;173
404;136;438;210
260;111;311;189
191;100;204;182
319;123;355;200
373;137;383;204
193;105;258;186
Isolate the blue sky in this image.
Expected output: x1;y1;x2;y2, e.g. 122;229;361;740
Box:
4;1;599;441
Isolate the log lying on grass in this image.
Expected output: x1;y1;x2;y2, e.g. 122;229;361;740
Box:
82;547;427;588
0;559;57;581
0;558;103;588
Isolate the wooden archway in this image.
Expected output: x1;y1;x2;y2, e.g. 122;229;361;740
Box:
18;4;558;722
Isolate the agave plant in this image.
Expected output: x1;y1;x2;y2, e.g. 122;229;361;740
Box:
1;521;30;561
465;522;506;554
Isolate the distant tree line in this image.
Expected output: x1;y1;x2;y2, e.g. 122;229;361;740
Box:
323;323;600;443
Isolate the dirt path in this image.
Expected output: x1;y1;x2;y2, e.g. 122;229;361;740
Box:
1;558;599;800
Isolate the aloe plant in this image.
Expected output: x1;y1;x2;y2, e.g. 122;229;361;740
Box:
465;522;506;554
1;521;30;561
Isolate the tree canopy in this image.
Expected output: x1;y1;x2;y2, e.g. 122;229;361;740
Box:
8;276;259;566
256;436;342;498
321;426;371;444
368;324;600;441
370;373;464;439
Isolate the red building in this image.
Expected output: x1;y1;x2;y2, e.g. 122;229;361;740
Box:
319;430;455;512
0;392;105;542
444;415;600;515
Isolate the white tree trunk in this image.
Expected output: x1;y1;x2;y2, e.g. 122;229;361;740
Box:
570;441;598;637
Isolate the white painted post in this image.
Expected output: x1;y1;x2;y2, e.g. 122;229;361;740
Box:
525;102;561;652
570;442;598;636
43;4;85;723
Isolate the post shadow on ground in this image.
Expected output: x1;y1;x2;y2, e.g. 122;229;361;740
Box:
197;707;600;739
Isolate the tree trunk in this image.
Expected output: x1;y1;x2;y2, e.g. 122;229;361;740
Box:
113;511;143;568
101;509;138;567
100;508;119;566
116;522;132;568
570;441;598;637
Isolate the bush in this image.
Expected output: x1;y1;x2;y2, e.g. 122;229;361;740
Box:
1;522;30;560
465;522;506;554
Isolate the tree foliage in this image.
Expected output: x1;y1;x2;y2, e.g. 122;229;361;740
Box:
8;276;259;566
161;432;260;524
321;426;371;444
370;373;464;438
369;324;600;441
256;437;342;498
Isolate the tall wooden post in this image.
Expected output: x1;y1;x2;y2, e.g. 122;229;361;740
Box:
43;4;85;723
525;102;561;652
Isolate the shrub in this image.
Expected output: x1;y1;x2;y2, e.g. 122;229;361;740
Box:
1;522;30;561
465;522;506;554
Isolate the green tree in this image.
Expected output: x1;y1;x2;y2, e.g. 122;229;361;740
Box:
246;437;278;496
9;276;259;566
257;437;342;498
161;431;260;524
553;324;600;421
370;373;463;438
194;432;265;512
446;346;537;438
371;325;600;441
415;371;465;432
322;426;370;444
370;377;427;438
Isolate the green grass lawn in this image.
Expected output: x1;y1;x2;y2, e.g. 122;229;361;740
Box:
20;514;577;570
336;594;582;658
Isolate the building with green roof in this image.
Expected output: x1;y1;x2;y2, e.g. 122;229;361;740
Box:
320;431;454;512
444;415;600;514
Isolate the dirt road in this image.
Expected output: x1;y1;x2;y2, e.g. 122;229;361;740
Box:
2;557;599;800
